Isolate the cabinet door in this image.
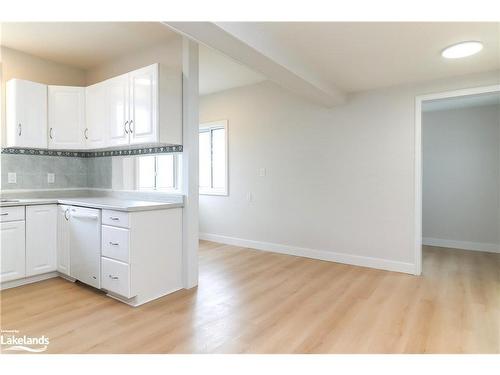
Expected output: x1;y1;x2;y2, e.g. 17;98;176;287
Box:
85;82;108;149
6;79;48;148
129;64;158;145
108;74;130;147
57;205;71;276
0;221;26;282
48;86;86;150
26;205;57;276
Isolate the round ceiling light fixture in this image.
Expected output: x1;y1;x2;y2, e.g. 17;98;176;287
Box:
441;41;483;59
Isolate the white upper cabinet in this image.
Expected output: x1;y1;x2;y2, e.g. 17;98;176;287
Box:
48;86;86;149
157;64;182;145
108;63;182;147
85;81;109;149
129;64;158;145
6;79;48;148
107;74;130;147
5;63;181;151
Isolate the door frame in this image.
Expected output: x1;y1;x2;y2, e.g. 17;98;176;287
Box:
414;84;500;275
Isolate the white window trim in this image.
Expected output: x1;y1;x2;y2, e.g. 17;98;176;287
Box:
199;120;228;196
135;154;182;194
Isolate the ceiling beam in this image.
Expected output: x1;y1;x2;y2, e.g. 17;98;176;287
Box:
163;22;346;107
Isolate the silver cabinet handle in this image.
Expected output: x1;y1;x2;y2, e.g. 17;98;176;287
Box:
72;213;99;220
129;120;133;134
18;123;22;136
124;121;129;134
64;208;70;221
109;242;119;246
108;275;119;280
84;128;89;140
0;213;8;216
49;128;54;139
109;217;119;221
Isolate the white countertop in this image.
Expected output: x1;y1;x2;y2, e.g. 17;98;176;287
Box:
0;196;183;212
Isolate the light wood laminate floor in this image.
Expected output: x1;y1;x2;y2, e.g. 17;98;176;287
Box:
1;242;499;353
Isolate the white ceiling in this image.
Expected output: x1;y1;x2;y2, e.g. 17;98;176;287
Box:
199;45;266;95
423;91;500;112
218;22;500;93
2;22;499;99
0;22;266;95
0;22;177;69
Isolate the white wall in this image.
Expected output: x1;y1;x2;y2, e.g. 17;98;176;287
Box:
199;71;500;273
85;36;182;85
422;104;500;252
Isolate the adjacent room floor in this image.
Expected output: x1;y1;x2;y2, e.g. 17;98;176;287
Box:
1;242;499;354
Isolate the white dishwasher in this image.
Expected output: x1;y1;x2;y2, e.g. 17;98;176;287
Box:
69;206;101;289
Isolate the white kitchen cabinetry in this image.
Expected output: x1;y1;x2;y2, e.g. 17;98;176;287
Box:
0;207;26;283
1;202;182;306
6;79;48;148
101;208;182;306
128;64;158;144
26;205;57;277
5;63;181;151
85;82;108;149
108;74;130;147
107;64;182;147
57;205;71;276
48;86;86;149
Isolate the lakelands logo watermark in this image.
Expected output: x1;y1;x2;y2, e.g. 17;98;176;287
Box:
1;329;49;353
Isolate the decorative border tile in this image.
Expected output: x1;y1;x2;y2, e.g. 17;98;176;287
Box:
1;145;183;158
1;148;88;157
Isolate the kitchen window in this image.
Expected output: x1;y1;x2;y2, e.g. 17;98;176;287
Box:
199;120;228;195
136;154;181;192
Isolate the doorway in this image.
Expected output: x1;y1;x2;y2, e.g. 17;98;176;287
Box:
415;85;500;274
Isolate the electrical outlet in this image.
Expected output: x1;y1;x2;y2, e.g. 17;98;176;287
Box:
246;192;253;202
7;172;16;184
47;173;55;184
259;168;266;177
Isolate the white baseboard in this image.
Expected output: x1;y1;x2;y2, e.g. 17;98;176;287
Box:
200;233;416;275
0;272;59;290
422;237;500;253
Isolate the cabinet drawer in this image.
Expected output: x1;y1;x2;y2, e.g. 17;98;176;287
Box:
102;225;130;263
102;209;129;228
101;257;132;298
0;206;25;222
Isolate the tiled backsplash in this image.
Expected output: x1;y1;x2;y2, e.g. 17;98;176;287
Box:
87;157;112;188
1;154;112;190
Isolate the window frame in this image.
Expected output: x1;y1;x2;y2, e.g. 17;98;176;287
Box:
199;120;229;196
135;153;182;193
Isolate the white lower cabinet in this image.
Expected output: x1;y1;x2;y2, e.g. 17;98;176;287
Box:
1;203;182;307
26;205;57;277
57;205;71;276
102;225;130;263
101;257;131;298
101;208;182;306
0;219;26;283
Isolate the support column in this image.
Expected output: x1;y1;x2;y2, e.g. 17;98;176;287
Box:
181;37;199;288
